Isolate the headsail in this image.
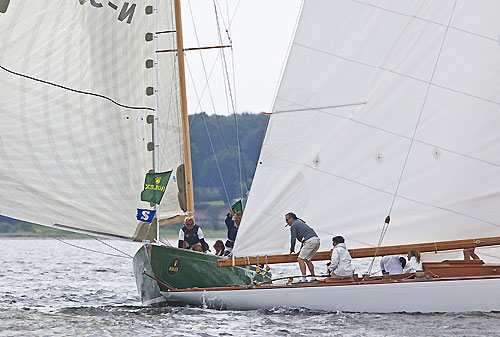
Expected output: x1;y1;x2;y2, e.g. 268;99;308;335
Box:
235;0;500;256
0;1;185;241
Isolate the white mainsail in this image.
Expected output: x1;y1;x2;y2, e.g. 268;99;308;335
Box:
0;1;185;241
235;0;500;257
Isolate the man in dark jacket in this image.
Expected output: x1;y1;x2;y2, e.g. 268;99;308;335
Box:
178;217;209;252
223;211;242;256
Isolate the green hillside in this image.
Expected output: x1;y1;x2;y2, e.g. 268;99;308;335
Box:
0;112;269;236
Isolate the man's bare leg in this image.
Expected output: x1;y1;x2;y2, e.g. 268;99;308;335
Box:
305;260;315;277
297;257;307;277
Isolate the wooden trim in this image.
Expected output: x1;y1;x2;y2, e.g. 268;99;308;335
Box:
217;236;500;267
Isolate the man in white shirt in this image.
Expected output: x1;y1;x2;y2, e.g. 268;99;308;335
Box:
380;255;406;275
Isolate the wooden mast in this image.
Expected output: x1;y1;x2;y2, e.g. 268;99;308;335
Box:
217;236;500;267
174;0;195;217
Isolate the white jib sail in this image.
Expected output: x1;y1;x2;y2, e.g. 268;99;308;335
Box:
235;0;500;257
0;1;184;241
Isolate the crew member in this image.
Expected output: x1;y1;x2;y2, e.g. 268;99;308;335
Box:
178;217;209;252
223;211;242;256
328;236;354;278
380;255;406;275
286;212;320;283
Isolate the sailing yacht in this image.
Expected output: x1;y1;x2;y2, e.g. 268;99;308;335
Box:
140;0;500;311
2;0;500;312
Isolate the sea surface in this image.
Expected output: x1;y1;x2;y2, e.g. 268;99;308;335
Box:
0;238;499;337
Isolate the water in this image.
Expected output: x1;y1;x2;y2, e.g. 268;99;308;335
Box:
1;239;499;336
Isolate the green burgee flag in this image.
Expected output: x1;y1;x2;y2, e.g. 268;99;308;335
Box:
231;200;242;214
140;171;172;204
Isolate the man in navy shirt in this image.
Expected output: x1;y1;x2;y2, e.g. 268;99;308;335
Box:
223;211;242;256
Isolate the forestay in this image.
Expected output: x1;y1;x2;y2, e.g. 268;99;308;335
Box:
0;1;185;241
235;0;500;257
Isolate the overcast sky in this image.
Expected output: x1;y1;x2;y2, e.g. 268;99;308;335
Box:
180;1;303;115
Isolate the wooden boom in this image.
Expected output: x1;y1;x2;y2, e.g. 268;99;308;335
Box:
217;236;500;267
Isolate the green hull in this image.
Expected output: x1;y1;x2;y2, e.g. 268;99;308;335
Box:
133;244;268;305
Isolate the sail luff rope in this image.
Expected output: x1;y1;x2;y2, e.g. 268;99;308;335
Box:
269;0;304;113
156;1;185;246
152;0;160;242
154;0;184;174
154;2;187;245
366;0;459;275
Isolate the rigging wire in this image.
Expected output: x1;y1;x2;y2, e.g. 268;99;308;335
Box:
185;0;249;201
187;0;250;194
185;57;232;209
186;0;242;128
212;0;247;199
89;235;134;258
202;113;232;207
366;1;458;275
50;235;131;259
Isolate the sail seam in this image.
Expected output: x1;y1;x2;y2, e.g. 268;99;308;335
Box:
273;99;500;169
349;0;497;44
292;42;500;108
0;64;154;111
276;158;500;230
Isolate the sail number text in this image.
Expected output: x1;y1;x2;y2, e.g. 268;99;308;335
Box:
79;0;136;24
